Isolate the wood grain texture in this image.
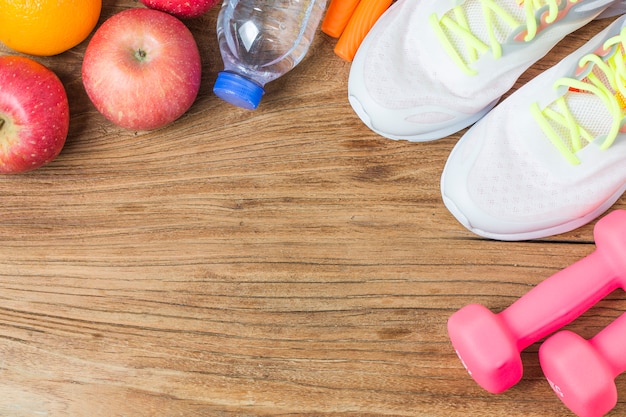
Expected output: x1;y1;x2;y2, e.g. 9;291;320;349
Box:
1;3;625;416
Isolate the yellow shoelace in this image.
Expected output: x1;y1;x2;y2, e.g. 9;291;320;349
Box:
430;0;569;75
530;27;626;165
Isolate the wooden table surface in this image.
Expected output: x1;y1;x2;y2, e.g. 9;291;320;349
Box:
1;2;625;416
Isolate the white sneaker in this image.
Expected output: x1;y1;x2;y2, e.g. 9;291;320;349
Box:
441;15;626;241
348;0;620;142
599;0;626;17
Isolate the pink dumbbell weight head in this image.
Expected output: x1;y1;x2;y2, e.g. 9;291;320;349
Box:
448;210;626;394
540;312;626;417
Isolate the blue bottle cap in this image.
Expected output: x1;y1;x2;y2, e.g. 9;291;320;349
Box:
213;71;265;110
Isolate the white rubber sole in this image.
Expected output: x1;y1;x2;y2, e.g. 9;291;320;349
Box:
348;93;500;142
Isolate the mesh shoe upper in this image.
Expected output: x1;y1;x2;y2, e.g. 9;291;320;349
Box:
441;15;626;240
348;0;619;142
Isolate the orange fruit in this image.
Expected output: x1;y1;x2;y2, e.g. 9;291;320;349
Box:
0;0;102;56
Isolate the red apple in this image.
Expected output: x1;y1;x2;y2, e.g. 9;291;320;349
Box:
0;56;69;174
81;8;202;131
139;0;220;19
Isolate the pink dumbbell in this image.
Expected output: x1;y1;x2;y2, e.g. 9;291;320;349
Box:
539;312;626;417
448;209;626;394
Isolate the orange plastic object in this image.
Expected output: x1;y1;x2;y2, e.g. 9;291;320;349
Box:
321;0;362;38
333;0;392;61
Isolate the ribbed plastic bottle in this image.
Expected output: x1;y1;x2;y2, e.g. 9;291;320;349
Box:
213;0;328;110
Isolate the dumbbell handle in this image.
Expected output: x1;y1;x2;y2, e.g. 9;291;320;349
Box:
501;248;623;351
590;312;626;376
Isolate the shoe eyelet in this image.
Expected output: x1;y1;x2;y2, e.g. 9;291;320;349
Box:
541;10;557;25
514;30;528;42
574;60;590;77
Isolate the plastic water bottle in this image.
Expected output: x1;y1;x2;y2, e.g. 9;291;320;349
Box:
213;0;328;110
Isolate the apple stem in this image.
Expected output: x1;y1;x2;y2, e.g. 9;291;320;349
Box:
135;49;147;61
0;117;4;131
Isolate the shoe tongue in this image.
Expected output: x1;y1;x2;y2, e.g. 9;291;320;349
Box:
554;55;623;152
569;45;626;110
449;0;528;60
557;91;612;151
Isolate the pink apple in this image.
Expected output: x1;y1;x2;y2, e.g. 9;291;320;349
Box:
0;56;69;174
139;0;220;19
82;8;202;131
